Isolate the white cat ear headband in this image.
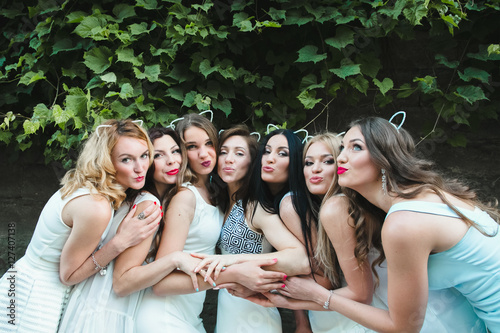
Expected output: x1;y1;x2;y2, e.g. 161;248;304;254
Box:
266;124;311;144
95;119;144;137
219;128;261;142
167;110;213;129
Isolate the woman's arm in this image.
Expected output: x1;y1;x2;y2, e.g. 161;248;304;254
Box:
192;202;310;278
320;196;373;303
152;188;212;295
277;211;433;333
113;198;202;296
59;195;161;285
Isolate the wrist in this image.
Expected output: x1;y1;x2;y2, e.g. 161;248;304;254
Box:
322;290;334;310
108;236;127;254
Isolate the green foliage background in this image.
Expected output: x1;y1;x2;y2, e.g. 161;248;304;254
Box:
1;0;499;168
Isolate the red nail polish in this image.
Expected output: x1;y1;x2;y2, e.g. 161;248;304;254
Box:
133;204;136;209
161;212;163;216
160;206;162;210
154;202;156;205
273;258;278;262
281;284;286;288
283;275;287;281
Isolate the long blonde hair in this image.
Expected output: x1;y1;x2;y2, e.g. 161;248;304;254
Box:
307;133;383;288
60;119;153;209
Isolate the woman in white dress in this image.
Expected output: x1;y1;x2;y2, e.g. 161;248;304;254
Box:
135;113;224;332
191;125;310;333
58;127;195;332
0;119;161;333
302;133;379;333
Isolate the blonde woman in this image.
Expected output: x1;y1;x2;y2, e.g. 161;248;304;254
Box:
0;119;161;332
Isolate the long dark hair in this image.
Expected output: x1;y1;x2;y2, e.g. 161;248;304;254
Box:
246;129;314;260
144;127;182;261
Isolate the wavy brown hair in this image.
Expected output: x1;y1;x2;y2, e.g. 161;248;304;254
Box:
60;119;153;210
347;116;500;272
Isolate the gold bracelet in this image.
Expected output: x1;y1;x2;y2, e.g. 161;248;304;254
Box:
323;290;333;309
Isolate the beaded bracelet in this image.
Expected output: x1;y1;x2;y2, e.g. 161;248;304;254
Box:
91;252;107;276
323;290;334;309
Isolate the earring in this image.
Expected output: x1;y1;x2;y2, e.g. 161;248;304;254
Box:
381;169;387;195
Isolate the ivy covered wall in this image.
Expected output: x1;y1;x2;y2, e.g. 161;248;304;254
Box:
1;0;499;167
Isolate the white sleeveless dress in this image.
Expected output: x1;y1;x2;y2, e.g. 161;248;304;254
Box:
0;188;112;333
58;192;159;333
134;183;223;332
215;200;282;333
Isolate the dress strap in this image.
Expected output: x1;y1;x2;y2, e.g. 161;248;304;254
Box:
386;201;475;220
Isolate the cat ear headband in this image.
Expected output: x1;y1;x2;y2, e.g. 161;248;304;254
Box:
95;119;144;137
218;129;261;142
266;124;311;144
389;111;406;131
167;110;213;129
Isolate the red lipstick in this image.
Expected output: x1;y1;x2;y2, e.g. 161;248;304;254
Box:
337;167;347;175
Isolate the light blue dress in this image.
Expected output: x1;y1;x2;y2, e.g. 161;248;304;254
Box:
387;201;500;332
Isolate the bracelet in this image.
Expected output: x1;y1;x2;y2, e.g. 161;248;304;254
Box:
91;252;107;276
323;290;333;309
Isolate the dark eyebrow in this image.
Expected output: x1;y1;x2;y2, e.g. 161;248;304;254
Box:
305;153;333;159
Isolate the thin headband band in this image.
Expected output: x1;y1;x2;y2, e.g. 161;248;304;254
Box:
95;120;144;137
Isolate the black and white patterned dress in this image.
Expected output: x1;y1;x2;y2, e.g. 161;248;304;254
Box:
215;200;281;333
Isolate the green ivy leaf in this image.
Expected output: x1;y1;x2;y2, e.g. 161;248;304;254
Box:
84;46;113;74
373;78;394;96
117;48;143;66
325;26;355;50
18;70;46;85
347;75;369;94
297;90;322;109
113;4;136;23
133;64;160;82
52;104;71;129
487;44;500;55
454;85;489;104
403;3;428;25
256;76;274;89
100;72;117;83
414;76;440;94
300;74;326;90
296;45;327;64
0;130;13;144
268;7;286;21
397;83;417;98
199;59;218;78
435;54;459;68
73;16;107;39
23;119;40;135
458;67;490;84
136;0;158;10
212;99;232;116
330;59;361;79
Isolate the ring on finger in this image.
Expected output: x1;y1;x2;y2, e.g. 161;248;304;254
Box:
137;212;146;220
